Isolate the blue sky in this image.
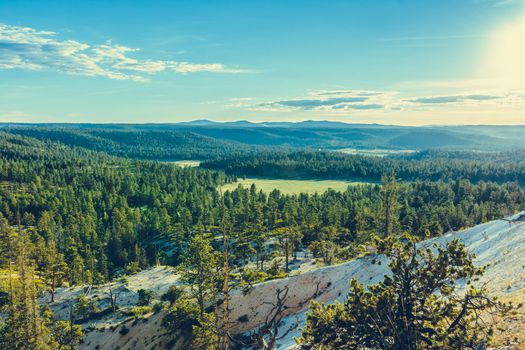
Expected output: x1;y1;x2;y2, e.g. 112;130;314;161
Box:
1;0;525;124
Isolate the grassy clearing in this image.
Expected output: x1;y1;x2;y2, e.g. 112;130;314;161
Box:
337;148;416;157
170;160;201;167
221;177;373;195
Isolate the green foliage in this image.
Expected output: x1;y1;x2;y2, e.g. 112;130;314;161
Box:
162;299;200;334
52;320;83;350
0;129;523;349
137;289;156;306
298;236;514;349
179;235;219;316
380;173;399;236
7;127;249;161
308;240;338;265
152;301;164;313
126;306;153;319
161;285;185;305
0;132;522;293
74;294;99;320
266;260;287;279
204;148;525;183
124;262;141;276
239;268;269;294
0;132;227;284
307;226;341;265
0;235;59;350
191;312;219;350
273;226;302;271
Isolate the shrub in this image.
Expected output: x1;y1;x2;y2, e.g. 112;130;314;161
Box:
162;299;199;333
127;306;153;319
74;294;99;320
137;289;156;306
124;262;141;275
119;326;129;336
239;268;269;294
152;301;164;313
161;285;184;305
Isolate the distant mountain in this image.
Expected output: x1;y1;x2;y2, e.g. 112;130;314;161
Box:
2;121;524;157
174;120;388;129
175;119;219;126
258;120;363;128
176;119;260;128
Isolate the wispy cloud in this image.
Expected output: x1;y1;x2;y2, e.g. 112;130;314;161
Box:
408;94;501;104
231;89;525;114
241;90;395;112
378;34;485;42
0;23;248;81
486;0;520;7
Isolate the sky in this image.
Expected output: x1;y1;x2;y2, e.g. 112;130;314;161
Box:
1;0;525;125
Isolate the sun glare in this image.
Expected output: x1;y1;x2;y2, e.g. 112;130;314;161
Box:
482;13;525;87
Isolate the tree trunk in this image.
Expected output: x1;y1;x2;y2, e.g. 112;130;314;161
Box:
285;239;289;272
221;226;230;350
51;277;56;303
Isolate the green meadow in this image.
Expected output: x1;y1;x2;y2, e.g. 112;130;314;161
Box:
170;160;201;167
221;177;373;195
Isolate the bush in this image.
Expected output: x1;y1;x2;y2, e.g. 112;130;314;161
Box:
161;285;184;305
74;294;99;320
162;299;199;333
137;289;156;306
237;314;249;323
126;306;153;319
266;260;287;279
152;301;164;313
124;262;141;275
239;268;269;294
119;326;129;336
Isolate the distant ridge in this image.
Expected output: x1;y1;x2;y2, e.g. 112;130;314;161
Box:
175;119;384;128
2;121;525;151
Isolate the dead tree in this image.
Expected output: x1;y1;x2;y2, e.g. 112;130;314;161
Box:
251;282;325;349
254;287;290;349
109;286;119;312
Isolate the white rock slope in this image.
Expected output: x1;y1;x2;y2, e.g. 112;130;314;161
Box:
51;213;525;349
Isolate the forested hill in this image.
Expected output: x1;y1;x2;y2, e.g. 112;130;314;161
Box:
1;130;525;349
4;126;252;160
2;122;525;160
0;131;523;287
202;149;525;184
0;132;227;283
4;123;525;185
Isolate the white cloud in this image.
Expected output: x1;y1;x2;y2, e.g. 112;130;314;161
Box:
233;90;395;113
0;23;248;81
231;89;525;114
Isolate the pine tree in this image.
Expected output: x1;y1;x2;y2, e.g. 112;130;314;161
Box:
41;239;68;303
179;234;219;317
381;173;399;237
273;226;301;272
1;226;58;350
298;236;515;349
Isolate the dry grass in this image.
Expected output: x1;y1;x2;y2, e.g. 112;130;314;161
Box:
170;160;201;167
221;177;373;195
490;293;525;349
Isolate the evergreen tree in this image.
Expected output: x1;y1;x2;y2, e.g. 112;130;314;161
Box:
381;173;399;237
1;229;57;350
298;236;514;349
179;235;219;317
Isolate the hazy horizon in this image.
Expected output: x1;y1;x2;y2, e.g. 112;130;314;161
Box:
2;119;525;127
